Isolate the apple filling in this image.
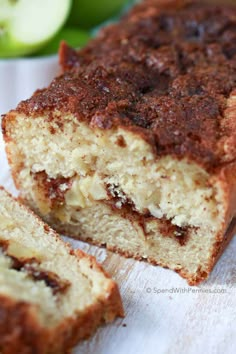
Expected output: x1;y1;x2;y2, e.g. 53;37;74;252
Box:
9;116;225;235
0;0;71;58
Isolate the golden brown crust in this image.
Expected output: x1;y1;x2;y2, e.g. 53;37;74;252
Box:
5;0;236;172
0;285;123;354
0;296;49;354
46;276;124;354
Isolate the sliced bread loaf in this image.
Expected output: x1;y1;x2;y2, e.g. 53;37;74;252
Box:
0;187;123;354
3;0;236;285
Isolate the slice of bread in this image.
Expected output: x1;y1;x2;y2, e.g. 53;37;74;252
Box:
0;187;123;354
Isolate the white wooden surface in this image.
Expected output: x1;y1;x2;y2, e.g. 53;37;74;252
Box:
0;129;235;354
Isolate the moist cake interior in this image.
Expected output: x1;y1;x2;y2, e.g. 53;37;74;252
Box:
3;1;236;284
0;188;117;327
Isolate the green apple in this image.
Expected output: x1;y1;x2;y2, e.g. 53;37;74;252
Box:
0;0;72;58
67;0;128;29
37;27;91;56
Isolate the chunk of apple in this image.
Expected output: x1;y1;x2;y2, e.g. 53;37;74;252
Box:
0;0;72;58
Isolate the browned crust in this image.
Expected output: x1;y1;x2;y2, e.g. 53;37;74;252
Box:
2;0;236;222
3;0;236;172
0;296;49;354
46;250;124;354
0;281;123;354
0;187;124;354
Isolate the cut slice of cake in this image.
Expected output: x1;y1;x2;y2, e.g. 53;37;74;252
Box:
2;0;236;285
0;187;123;354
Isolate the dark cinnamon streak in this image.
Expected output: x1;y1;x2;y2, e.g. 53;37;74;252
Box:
31;175;193;246
15;0;236;171
105;183;191;245
33;171;72;205
0;240;70;295
158;218;192;246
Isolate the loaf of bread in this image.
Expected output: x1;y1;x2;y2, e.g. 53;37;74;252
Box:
0;187;123;354
2;0;236;285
